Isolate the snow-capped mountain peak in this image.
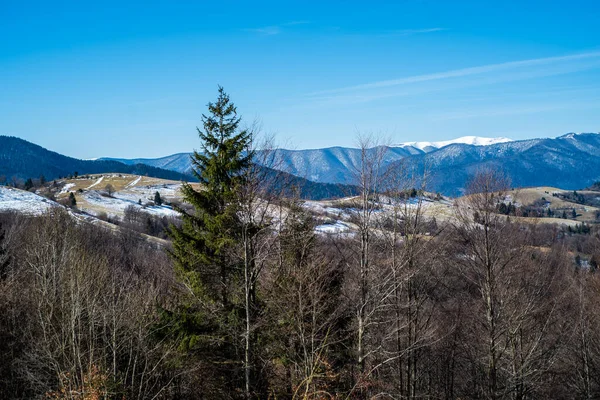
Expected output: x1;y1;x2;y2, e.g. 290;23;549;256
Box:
558;132;600;140
394;136;513;151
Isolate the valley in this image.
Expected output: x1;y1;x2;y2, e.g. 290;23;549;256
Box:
1;172;592;238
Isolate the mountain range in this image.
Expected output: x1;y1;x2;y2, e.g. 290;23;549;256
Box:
2;133;600;198
102;133;600;196
101;136;510;184
0;136;192;182
0;136;355;200
403;133;600;195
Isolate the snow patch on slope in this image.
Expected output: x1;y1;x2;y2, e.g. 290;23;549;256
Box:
86;176;104;189
0;187;58;215
394;136;513;151
59;183;76;194
315;221;350;234
83;190;179;218
126;176;142;188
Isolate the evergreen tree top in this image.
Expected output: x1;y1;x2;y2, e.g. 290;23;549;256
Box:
191;86;253;190
200;86;242;149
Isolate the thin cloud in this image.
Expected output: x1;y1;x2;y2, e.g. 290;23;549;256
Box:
246;26;282;36
432;100;600;121
391;27;445;36
312;50;600;96
283;21;310;26
331;26;446;39
245;21;310;36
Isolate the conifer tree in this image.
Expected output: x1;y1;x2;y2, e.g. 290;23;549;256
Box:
154;191;162;206
171;86;252;307
166;86;253;395
68;192;77;207
24;178;33;190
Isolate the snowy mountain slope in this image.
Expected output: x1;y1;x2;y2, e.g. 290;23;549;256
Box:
98;144;443;185
82;190;179;218
394;136;513;151
264;146;418;184
0;187;59;215
103;133;600;194
0;177;175;246
394;133;600;196
267;132;600;194
11;132;600;198
52;174;184;219
99;136;512;183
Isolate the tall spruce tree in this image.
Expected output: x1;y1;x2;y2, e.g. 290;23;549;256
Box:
68;192;77;207
154;191;163;206
166;86;253;396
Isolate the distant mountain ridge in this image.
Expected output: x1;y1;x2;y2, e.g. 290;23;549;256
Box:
100;133;600;196
394;135;513;151
104;146;424;184
0;136;193;182
101;152;193;174
402;132;600;195
4;133;598;198
0;136;355;200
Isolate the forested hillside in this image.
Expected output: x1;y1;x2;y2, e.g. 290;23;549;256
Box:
0;136;193;183
102;133;600;196
2;174;600;398
0;136;356;201
399;133;600;195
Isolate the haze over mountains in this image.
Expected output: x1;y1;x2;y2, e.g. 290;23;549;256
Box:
102;133;600;196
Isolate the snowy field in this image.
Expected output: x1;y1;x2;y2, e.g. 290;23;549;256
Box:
315;221;351;234
59;183;76;194
117;183;181;203
1;172;585;238
82;190;179;218
0;187;58;215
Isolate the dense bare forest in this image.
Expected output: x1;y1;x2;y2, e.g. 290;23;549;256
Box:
2;91;600;400
2;172;600;399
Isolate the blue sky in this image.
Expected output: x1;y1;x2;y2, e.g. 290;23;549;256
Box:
1;0;600;158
